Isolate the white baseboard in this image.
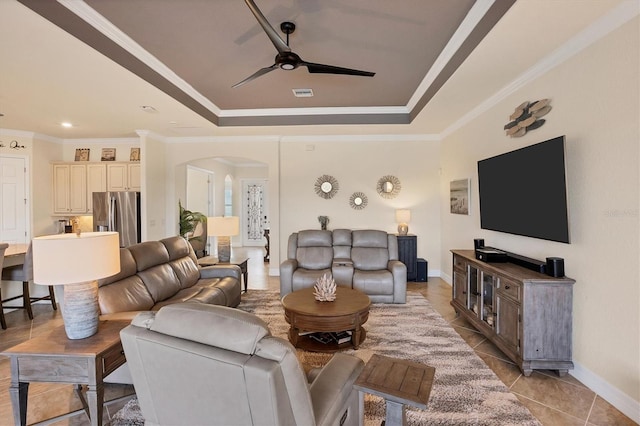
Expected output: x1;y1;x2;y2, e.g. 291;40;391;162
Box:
571;362;640;423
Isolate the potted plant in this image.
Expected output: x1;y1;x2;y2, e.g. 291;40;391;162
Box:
179;200;207;238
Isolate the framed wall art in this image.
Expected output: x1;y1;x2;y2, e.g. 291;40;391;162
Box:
450;178;470;215
130;147;140;161
74;148;90;161
101;148;116;161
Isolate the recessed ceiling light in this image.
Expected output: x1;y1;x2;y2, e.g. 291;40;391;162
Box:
61;122;73;128
140;105;158;113
292;88;313;98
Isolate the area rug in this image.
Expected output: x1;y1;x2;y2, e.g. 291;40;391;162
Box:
114;291;541;426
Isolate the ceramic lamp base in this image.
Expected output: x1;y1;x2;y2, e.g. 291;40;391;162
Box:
397;223;409;236
61;280;99;339
217;236;231;262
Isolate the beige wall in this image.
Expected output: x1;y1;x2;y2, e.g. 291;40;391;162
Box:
439;17;639;404
279;137;441;273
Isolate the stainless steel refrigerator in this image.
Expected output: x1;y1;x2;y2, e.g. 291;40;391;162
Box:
93;191;141;247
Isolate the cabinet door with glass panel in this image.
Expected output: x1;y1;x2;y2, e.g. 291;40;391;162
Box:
467;265;496;330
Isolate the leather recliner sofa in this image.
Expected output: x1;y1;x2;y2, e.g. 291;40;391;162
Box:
121;303;365;426
280;229;407;303
98;236;242;316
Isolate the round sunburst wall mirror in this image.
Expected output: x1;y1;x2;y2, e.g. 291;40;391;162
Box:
349;192;368;210
376;175;401;199
314;175;339;199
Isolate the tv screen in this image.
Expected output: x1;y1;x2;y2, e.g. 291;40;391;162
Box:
477;136;570;243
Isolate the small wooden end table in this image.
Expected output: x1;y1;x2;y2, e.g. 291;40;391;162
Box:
199;255;249;292
1;319;130;426
282;287;370;352
354;354;435;426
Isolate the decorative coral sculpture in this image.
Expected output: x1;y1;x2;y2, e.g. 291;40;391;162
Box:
313;274;337;302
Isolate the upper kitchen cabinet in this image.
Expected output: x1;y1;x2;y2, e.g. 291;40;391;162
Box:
52;163;87;214
107;163;140;192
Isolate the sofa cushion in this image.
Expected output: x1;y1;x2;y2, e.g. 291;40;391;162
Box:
353;270;394;295
137;264;182;302
352;230;388;248
168;257;200;289
129;241;170;271
98;275;155;314
351;247;389;270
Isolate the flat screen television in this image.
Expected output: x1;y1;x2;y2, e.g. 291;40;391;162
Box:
477;136;570;243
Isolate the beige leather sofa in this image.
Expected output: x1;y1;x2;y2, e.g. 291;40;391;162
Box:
280;229;407;303
121;303;365;426
98;236;241;316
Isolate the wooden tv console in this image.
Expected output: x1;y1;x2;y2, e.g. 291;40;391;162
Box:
451;250;575;376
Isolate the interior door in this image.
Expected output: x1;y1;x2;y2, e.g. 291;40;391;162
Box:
0;156;28;243
242;179;268;247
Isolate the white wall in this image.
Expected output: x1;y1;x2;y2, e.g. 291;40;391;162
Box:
439;16;639;409
279;137;441;273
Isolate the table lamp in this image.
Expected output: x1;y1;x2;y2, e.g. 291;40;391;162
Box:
395;209;411;236
32;231;120;339
207;216;240;262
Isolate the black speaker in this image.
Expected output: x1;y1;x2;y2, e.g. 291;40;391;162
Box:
474;238;485;249
546;257;565;277
416;258;428;282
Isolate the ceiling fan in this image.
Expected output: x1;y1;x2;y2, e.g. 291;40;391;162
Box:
232;0;375;88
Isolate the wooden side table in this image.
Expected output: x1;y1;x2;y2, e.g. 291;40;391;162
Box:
1;319;130;426
354;354;435;426
199;255;249;292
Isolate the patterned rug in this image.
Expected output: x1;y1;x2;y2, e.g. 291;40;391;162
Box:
113;290;541;426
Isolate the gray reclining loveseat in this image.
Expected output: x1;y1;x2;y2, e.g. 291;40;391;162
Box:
280;229;407;303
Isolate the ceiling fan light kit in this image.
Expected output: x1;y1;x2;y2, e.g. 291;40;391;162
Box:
233;0;375;88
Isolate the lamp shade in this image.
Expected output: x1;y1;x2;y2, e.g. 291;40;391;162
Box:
207;216;240;237
395;209;411;224
32;231;120;285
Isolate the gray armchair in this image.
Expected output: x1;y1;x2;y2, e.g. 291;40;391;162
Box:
120;302;364;426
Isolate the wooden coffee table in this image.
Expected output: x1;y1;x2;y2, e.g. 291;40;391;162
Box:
282;287;370;352
1;319;130;426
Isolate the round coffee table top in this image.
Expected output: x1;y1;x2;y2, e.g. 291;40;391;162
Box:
282;286;371;317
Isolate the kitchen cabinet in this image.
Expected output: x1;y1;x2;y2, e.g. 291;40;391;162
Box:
52;163;87;214
86;164;107;212
107;163;140;191
451;249;574;376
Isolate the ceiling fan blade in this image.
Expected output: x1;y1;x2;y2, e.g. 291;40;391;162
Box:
302;61;375;77
243;0;291;54
232;64;277;88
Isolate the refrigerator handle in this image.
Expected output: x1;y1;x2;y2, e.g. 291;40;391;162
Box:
109;196;117;231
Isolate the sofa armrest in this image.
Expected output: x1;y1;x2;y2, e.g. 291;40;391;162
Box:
279;259;298;297
309;353;364;426
199;264;241;281
388;260;407;303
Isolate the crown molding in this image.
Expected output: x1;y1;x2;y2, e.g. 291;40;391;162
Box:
440;0;640;139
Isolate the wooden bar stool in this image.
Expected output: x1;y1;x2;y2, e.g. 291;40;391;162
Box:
1;243;57;329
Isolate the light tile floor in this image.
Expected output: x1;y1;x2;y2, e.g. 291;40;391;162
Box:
0;247;636;425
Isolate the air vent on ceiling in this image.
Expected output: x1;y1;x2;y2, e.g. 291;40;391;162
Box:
292;88;313;98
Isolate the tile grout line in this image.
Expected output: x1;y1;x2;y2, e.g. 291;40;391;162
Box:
512;391;592;424
584;393;598;425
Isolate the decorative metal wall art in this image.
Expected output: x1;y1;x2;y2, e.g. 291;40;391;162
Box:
314;175;339;199
376;175;401;199
349;192;368;210
504;99;551;138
